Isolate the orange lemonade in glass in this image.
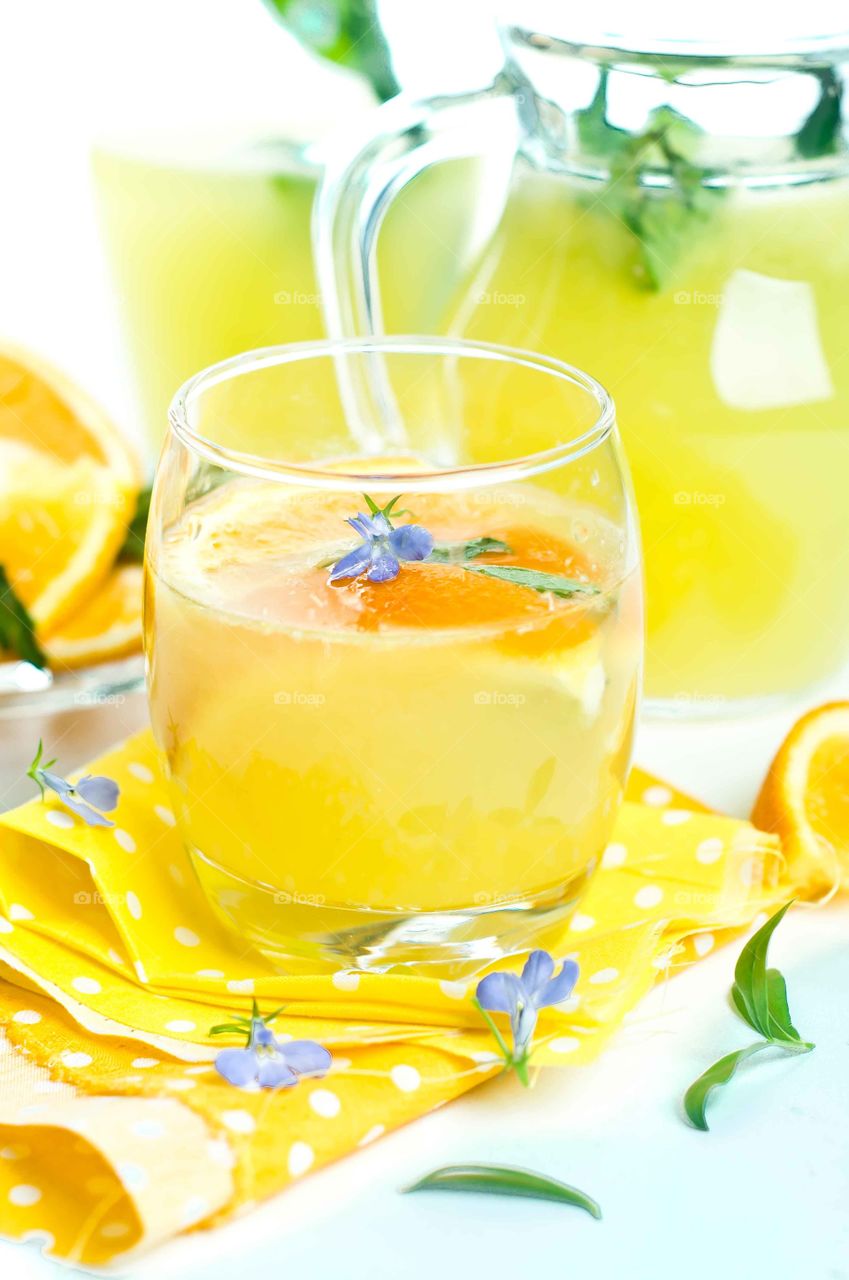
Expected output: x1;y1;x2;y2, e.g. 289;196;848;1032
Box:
145;339;642;972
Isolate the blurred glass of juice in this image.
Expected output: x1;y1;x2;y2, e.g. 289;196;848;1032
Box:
93;128;488;456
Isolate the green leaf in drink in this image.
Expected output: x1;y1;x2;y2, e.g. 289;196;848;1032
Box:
429;536;512;563
683;1043;773;1132
796;68;844;159
577;72;724;291
465;564;599;599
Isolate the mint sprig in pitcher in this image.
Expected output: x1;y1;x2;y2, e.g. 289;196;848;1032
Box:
316;8;849;714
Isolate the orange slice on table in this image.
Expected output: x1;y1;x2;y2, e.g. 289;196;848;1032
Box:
46;564;143;668
0;344;139;638
752;701;849;897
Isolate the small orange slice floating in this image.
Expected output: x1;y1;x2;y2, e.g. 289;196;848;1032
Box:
752;701;849;897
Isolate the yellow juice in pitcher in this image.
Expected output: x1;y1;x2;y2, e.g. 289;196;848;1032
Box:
448;170;849;706
146;473;641;968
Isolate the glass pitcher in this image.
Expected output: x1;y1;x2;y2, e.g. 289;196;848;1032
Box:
316;9;849;714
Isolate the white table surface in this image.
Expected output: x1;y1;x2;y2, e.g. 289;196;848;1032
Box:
2;679;849;1280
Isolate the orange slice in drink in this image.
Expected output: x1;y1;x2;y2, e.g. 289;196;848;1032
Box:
46;564;143;668
752;701;849;896
175;479;607;651
0;345;139;637
348;522;598;646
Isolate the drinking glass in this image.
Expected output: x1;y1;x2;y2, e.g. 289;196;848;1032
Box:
145;337;643;973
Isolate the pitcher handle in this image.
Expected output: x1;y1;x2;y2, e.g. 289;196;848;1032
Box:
315;77;521;343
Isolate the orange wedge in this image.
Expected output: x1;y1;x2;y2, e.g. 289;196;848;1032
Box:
0;344;139;636
752;701;849;896
46;564;143;668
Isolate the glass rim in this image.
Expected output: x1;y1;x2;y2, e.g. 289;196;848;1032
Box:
168;336;617;492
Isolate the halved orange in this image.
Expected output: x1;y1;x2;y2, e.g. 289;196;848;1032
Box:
46;564;143;668
0;345;139;637
752;701;849;897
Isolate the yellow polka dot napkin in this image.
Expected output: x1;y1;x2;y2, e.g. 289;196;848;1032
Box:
0;732;789;1265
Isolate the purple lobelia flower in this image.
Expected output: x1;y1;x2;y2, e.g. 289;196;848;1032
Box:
328;495;433;585
27;740;119;828
212;1003;331;1090
475;950;579;1085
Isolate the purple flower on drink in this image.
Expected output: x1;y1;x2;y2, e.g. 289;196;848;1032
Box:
211;1002;331;1090
27;740;119;828
329;495;433;585
475;950;579;1085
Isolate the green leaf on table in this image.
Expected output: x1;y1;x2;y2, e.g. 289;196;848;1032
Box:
262;0;399;102
465;564;599;599
429;537;512;563
118;486;152;563
683;1043;771;1131
685;902;814;1130
730;902;811;1045
0;565;47;669
403;1164;601;1217
763;968;802;1044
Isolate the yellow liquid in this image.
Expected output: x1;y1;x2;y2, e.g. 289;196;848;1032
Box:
146;476;641;967
445;169;849;704
92;146;481;453
98;144;849;705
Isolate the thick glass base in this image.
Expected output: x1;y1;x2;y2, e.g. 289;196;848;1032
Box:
190;847;596;978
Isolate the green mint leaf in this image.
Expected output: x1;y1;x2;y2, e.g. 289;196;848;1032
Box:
576;68;628;155
797;68;844;159
0;565;47;669
732;902;795;1040
764;968;803;1045
263;0;399;102
118;486;152;563
403;1164;601;1218
684;1043;772;1131
610;107;723;292
578;76;724;292
730;982;751;1028
465;564;599;599
429;537;512;564
686;902;814;1130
